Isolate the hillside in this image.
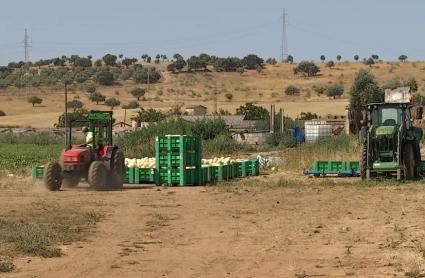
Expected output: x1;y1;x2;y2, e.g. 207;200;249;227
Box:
0;61;423;128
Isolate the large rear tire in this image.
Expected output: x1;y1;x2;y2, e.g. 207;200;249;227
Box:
109;149;125;190
44;162;63;191
404;143;418;180
88;161;108;191
360;127;368;180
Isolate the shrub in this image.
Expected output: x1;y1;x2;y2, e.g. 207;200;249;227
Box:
85;84;97;94
67;99;83;111
133;108;166;123
264;131;297;148
130;87;146;101
326;60;335;68
88;91;106;105
285;85;301;96
56;109;89;127
242;54;263;70
224;93;233;101
95;70;114;85
0;110;5;117
236;102;269;120
312;84;327;96
297;112;318;120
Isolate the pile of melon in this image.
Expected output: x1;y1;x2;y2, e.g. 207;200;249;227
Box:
125;157;155;168
201;157;238;166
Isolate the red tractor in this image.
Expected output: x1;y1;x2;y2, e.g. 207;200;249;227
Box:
43;111;125;191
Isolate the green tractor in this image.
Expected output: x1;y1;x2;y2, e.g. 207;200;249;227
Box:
360;89;423;180
43;111;125;191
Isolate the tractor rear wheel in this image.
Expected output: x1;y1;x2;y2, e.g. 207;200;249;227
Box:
88;161;108;191
404;143;418;180
360;127;368;180
44;162;63;191
109;149;125;190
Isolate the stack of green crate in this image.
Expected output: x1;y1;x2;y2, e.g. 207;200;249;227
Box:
155;135;202;186
128;167;155;184
248;159;260;176
237;160;250;177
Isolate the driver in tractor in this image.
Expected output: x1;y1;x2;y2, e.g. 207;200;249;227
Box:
81;126;94;148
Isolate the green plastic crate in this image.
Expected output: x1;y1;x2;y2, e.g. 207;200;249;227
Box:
313;161;360;173
155;135;201;153
155;168;201;186
237;160;250;177
248;159;260;176
201;166;211;184
32;166;45;182
344;161;360;172
211;165;230;181
156;152;201;169
128;168;155;184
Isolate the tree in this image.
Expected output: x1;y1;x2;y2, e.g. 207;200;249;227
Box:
286;55;294;63
102;54;117;66
326;84;344;99
187;56;207;71
130;87;146;100
173;53;184;60
118;54;123;60
242;54;264;70
297;112;318;120
74;57;92;67
354;55;359;61
224;93;233;101
365;58;375;67
167;63;176;72
134;108;166;122
122;58;137;68
285;85;301;96
320;55;326;63
174;59;186;71
293;61;320;77
371;54;379;60
146;56;152;63
382;78;402;90
336;55;342;62
89;91;106;105
28;96;43;107
199;53;211;64
0;110;5;117
349;69;383;109
266;58;277;65
94;59;102;67
398;54;408;62
235;102;269;120
213;57;242;72
96;70;114;85
326;60;335;68
67;99;83;111
104;97;121;110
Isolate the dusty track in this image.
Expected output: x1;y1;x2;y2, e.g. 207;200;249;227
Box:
3;181;425;277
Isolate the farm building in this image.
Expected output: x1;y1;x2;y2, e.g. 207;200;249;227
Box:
185;105;207;116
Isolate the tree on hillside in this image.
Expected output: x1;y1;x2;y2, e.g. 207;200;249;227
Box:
104;97;120;110
102;54;117;66
199;53;211;64
122;58;137;68
173;53;184;60
134;108;166;123
174;58;186;71
293;61;320;77
404;77;418;92
312;84;326;96
146;56;152;63
398;54;408;62
365;58;375;67
266;58;277;65
28;96;43;107
326;60;335;68
326;84;344;99
320;55;326;63
371;54;379;61
89;91;106;105
187;56;207;71
122;100;140;109
85;84;97;94
242;54;264;70
349;69;383;109
235;102;269;120
96;70;114;85
354;55;359;61
118;54;123;60
336;55;342;62
67;99;83;111
74;57;92;67
130;87;146;100
94;59;102;67
286;55;294;63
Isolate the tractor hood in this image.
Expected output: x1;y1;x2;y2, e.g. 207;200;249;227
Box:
375;125;397;136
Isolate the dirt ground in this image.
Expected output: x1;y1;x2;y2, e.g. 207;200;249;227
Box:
3;177;425;277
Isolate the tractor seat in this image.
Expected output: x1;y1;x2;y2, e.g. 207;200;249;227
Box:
383;119;396;126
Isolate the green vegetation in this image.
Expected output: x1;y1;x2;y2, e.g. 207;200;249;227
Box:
293;61;320;77
104;97;120;109
0;110;5;117
0;143;63;174
122;100;139;109
133;108;166;123
88;91;106;104
235;102;269;120
0;200;102;262
349;69;383;109
326;84;344;99
129;87;146;100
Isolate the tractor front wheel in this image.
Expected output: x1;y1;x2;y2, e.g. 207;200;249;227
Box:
88;162;108;191
44;162;63;191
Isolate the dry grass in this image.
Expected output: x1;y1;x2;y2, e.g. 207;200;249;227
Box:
1;61;424;127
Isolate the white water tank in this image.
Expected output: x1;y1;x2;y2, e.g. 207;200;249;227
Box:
305;120;332;143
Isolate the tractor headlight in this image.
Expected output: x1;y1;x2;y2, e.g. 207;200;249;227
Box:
64;157;79;162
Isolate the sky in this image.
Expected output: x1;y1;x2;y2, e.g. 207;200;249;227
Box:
0;0;424;65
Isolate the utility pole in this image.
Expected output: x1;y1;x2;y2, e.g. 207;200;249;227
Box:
147;67;150;99
213;88;218;114
23;28;31;95
64;83;68;147
281;8;288;62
